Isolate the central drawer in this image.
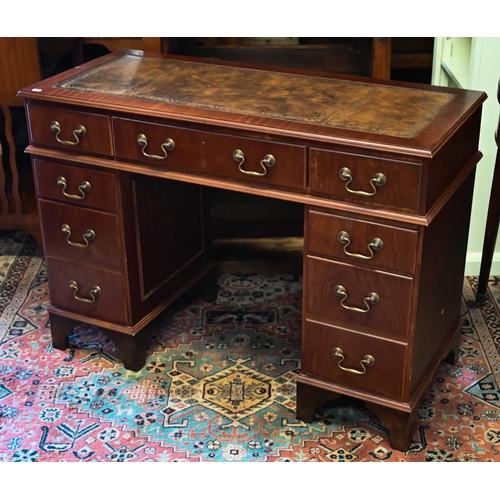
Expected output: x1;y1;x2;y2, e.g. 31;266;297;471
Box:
112;117;307;190
304;256;413;337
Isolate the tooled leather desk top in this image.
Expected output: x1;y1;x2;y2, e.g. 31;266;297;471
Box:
55;54;455;139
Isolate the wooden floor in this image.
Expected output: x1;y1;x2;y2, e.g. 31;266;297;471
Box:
209;187;304;274
213;236;303;274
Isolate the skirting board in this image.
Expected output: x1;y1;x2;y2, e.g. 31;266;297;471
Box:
465;252;500;276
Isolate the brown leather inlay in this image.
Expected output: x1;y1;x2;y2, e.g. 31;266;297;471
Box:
56;55;455;138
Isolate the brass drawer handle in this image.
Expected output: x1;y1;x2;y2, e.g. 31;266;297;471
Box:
50;121;86;146
233;149;275;177
337;231;384;260
137;133;175;160
334;285;379;313
339;167;386;197
332;347;375;375
68;280;101;303
56;176;91;200
61;224;95;248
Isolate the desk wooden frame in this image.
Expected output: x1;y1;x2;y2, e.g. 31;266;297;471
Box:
18;50;486;451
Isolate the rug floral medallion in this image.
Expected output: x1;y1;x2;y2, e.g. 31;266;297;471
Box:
1;231;500;462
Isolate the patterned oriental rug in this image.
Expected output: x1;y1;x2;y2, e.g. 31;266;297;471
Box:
1;230;500;463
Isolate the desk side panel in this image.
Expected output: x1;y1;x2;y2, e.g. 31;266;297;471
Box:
424;107;482;213
410;170;476;397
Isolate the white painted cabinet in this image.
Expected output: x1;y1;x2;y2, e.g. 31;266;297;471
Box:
432;37;500;275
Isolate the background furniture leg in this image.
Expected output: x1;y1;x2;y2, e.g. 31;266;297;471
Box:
477;84;500;302
443;325;462;365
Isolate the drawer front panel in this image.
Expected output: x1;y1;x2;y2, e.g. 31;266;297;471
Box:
309;148;422;211
305;256;413;337
112;117;307;190
33;160;117;212
46;258;128;324
39;200;122;271
302;320;406;399
307;209;418;274
27;104;112;156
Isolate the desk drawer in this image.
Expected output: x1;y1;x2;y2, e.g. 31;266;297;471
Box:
305;256;413;337
302;320;406;400
307;209;418;274
27;104;112;156
39;200;122;272
309;148;422;211
33;160;118;212
112;117;306;190
46;258;128;325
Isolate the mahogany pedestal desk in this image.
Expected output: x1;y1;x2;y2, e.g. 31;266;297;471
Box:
18;50;486;452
